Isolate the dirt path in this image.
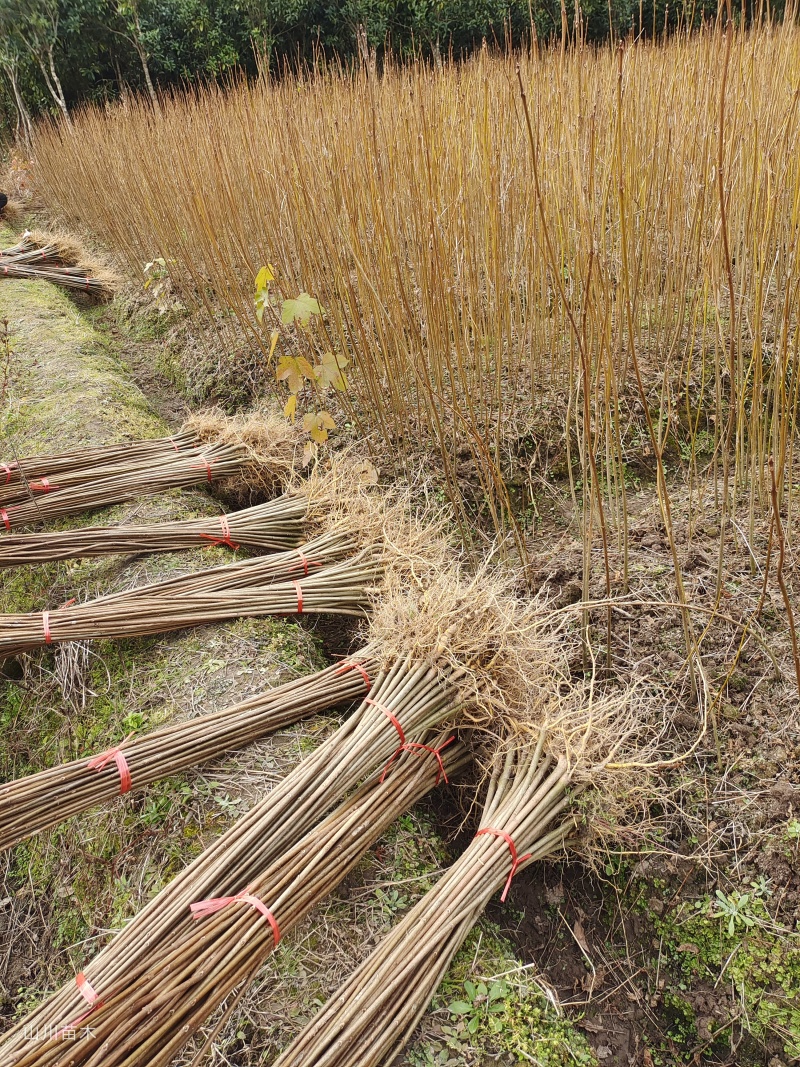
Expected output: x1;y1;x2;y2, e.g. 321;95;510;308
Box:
0;268;164;459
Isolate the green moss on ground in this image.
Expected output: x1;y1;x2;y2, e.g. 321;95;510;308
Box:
651;890;800;1062
607;867;800;1065
0;281;163;458
413;923;597;1067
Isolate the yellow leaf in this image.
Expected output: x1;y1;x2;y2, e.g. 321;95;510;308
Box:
277;355;315;393
255;290;270;323
302;440;316;467
284;394;297;423
303;409;336;443
314;351;349;392
268;329;279;362
254;264;275;293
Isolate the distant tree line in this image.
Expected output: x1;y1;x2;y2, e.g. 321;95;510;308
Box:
0;0;789;141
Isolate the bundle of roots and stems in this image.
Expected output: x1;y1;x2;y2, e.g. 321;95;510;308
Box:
17;732;468;1067
0;231;117;294
0;260;114;295
273;734;577;1067
0;230;99;266
0;659;467;1064
0;649;378;852
0;442;248;529
179;407;302;504
0;235;66;265
0;532;374;659
0;495;308;567
0;233;43;260
0;431;200;503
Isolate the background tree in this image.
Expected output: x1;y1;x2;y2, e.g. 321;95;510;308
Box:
0;37;34;145
0;0;72;122
108;0;159;104
0;0;754;143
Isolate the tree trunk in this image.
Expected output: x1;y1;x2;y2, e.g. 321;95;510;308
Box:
133;38;158;106
36;45;70;125
2;61;33;147
111;53;128;103
130;10;156;106
46;45;70;121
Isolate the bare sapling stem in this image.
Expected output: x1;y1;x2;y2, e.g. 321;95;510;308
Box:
769;456;800;697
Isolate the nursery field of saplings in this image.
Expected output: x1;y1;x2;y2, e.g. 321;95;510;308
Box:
1;14;800;1067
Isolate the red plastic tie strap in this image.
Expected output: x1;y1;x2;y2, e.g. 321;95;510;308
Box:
87;746;132;795
30;477;56;493
335;660;371;691
85;276;90;291
380;734;455;787
0;462;15;484
191;455;216;483
365;698;406;746
77;972;102;1007
289;547;322;577
55;972;105;1037
1;508;10;532
294;580;303;614
475;828;533;903
169;436;181;452
190;888;280;946
42;611;52;644
200;514;240;551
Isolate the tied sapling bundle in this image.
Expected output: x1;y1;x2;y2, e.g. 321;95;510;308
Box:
180;406;304;506
0;441;249;529
0;655;473;1066
0;408;303;529
0;431;200;506
18;733;469;1067
0;232;46;260
0;464;434;657
0;230;109;269
272;735;576;1067
0;260;115;296
0;231;83;266
0;531;375;660
0;649;378;852
0;495;308;568
272;681;669;1067
0;230;119;297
